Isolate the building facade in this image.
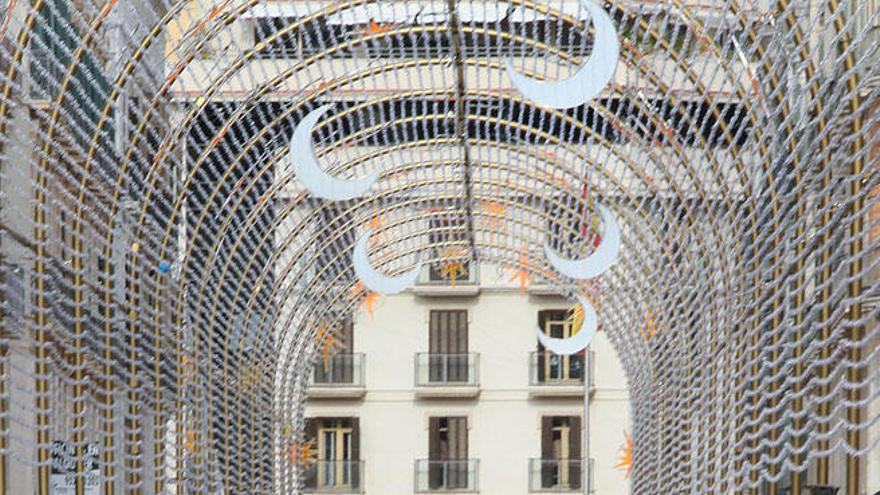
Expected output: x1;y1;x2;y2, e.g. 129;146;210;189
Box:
303;264;631;495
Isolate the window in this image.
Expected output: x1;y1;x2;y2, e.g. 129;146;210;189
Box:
429;417;468;490
252;15;591;60
428;310;469;383
536;310;584;384
428;212;471;282
313;318;355;384
313;203;356;287
540;416;582;489
305;417;360;490
546;194;594;258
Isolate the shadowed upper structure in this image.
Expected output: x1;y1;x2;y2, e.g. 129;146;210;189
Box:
0;0;878;494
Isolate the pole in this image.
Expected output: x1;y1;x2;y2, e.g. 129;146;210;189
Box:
584;349;590;495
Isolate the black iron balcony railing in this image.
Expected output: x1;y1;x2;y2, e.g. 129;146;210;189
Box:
414;459;479;492
529;351;590;387
414;353;479;387
303;460;364;493
528;458;593;492
311;353;365;387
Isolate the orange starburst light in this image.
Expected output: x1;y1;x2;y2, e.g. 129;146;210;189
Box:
482;200;505;232
438;247;467;287
314;326;343;369
348;282;379;319
509;247;532;293
614;432;634;479
362;20;394;35
288;438;317;465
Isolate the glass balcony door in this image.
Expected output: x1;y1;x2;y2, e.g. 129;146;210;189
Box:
540;416;582;490
318;421;353;489
537;310;584;384
429;417;469;490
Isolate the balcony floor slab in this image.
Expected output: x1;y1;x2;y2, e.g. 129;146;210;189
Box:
306;387;367;400
414;387;481;399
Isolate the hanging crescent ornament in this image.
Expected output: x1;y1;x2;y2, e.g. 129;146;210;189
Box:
544;204;620;280
505;0;619;109
290;104;379;201
536;294;599;354
352;232;422;295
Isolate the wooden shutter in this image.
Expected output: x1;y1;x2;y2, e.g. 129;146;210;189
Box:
350;417;360;460
429;310;468;353
428;417;443;489
305;418;318;443
428;417;442;460
339;318;354;382
448;417;468;489
540;416;555;487
429;310;469;382
449;417;467;459
351;417;361;488
537;311;551;381
341;318;354;352
304;418;319;489
569;416;582;489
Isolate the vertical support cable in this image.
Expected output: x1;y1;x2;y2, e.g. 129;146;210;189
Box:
827;2;865;494
0;329;7;495
101;242;115;495
34;153;50;495
72;209;86;495
126;254;142;492
444;0;477;260
152;282;165;494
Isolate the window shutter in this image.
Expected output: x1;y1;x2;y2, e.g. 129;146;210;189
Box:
304;418;318;489
451;417;467;459
305;417;318;443
540;416;554;487
428;417;441;460
428;417;443;489
540;416;553;459
429;311;440;353
569;416;582;489
456;311;468;353
537;311;550;381
351;417;361;489
452;311;468;381
351;417;360;460
339;318;354;382
449;417;468;489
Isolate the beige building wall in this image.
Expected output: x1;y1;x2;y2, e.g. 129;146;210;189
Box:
305;264;632;495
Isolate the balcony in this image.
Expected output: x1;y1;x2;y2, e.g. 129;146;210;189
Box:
307;353;366;400
303;460;364;493
414;459;479;493
528;459;593;492
414;353;480;399
528;351;594;398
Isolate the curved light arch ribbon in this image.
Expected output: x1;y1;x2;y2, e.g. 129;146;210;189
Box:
505;0;619;109
290;104;380;201
352;232;421;295
544;204;620;280
536;294;599;355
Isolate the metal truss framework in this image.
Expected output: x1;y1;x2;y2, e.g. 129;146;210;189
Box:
0;0;878;494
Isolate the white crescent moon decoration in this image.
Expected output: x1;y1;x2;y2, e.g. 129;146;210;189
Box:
290;104;380;201
505;0;619;109
352;232;422;295
544;204;620;280
536;294;599;355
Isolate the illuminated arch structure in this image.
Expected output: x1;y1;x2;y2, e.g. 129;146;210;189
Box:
0;0;878;493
